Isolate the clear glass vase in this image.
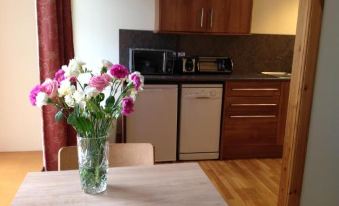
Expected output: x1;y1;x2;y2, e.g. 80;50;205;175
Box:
77;135;109;194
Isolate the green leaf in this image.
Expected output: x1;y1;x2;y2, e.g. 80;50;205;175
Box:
105;96;115;113
67;112;93;136
106;96;115;106
55;110;64;122
87;101;100;113
67;112;77;127
87;100;104;119
101;66;107;74
96;93;105;102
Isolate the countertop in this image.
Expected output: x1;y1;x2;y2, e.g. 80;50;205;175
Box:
144;73;291;83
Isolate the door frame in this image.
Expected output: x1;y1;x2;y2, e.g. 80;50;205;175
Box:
278;0;324;206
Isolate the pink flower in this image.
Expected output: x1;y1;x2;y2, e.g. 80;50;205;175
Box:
40;79;58;98
29;84;41;106
129;72;144;91
121;97;134;116
109;64;129;79
89;73;112;91
54;69;65;84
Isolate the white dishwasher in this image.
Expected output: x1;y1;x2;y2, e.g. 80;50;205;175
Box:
179;84;223;160
126;85;178;162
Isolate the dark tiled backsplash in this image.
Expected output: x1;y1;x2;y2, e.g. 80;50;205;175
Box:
119;29;295;74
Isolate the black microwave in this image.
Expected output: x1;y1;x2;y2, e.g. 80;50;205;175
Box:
129;48;176;75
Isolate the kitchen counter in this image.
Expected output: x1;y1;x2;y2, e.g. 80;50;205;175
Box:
144;73;291;83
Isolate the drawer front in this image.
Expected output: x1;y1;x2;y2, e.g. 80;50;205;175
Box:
225;97;280;116
226;81;281;97
224;117;278;145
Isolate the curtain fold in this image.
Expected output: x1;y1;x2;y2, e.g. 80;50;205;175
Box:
37;0;76;171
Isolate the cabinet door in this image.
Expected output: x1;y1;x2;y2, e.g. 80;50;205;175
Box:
157;0;207;32
221;81;289;159
207;0;253;34
126;85;178;162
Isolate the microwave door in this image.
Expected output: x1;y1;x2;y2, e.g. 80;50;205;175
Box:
133;51;163;74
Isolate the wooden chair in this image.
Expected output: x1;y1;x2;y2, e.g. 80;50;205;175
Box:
58;143;154;171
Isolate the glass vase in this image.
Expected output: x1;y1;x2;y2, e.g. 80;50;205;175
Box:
77;135;109;194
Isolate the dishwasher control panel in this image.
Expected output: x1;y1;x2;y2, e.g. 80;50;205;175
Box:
182;84;223;99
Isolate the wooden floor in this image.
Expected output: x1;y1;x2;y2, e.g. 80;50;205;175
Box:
199;159;282;206
0;152;280;206
0;151;43;206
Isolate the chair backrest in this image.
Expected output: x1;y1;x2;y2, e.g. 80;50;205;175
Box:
58;143;154;171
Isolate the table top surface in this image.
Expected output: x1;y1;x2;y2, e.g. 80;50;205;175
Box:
12;163;227;206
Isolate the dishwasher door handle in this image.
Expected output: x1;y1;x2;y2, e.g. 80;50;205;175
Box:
194;96;212;99
184;96;212;99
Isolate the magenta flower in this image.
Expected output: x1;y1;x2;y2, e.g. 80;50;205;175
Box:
29;84;41;106
109;64;129;79
54;69;65;84
40;79;59;98
129;72;144;91
121;97;134;116
89;73;112;91
69;76;77;85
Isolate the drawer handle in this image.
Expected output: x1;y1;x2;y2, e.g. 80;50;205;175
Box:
231;88;279;91
229;115;276;118
231;103;278;106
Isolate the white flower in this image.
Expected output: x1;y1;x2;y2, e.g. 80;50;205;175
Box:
73;90;85;103
72;90;86;109
64;94;75;108
101;59;113;68
84;86;99;98
62;59;85;78
58;79;76;97
77;72;92;89
99;86;111;108
35;92;48;107
81;64;89;73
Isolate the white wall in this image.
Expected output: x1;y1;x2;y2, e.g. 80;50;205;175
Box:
0;0;42;151
72;0;155;67
72;0;298;65
300;0;339;205
251;0;299;35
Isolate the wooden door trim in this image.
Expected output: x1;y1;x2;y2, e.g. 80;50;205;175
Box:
278;0;324;206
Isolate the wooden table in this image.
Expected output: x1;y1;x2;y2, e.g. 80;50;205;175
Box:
12;163;227;206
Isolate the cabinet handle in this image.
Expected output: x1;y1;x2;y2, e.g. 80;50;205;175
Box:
200;8;204;28
231;88;279;91
229;115;277;118
231;103;278;106
210;9;214;28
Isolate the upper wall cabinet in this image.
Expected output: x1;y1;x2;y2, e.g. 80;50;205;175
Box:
155;0;253;35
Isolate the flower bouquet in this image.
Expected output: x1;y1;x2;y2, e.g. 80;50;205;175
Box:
29;59;143;194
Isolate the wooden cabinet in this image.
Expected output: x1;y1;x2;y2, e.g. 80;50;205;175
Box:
206;0;253;33
156;0;206;33
155;0;253;34
221;80;290;159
